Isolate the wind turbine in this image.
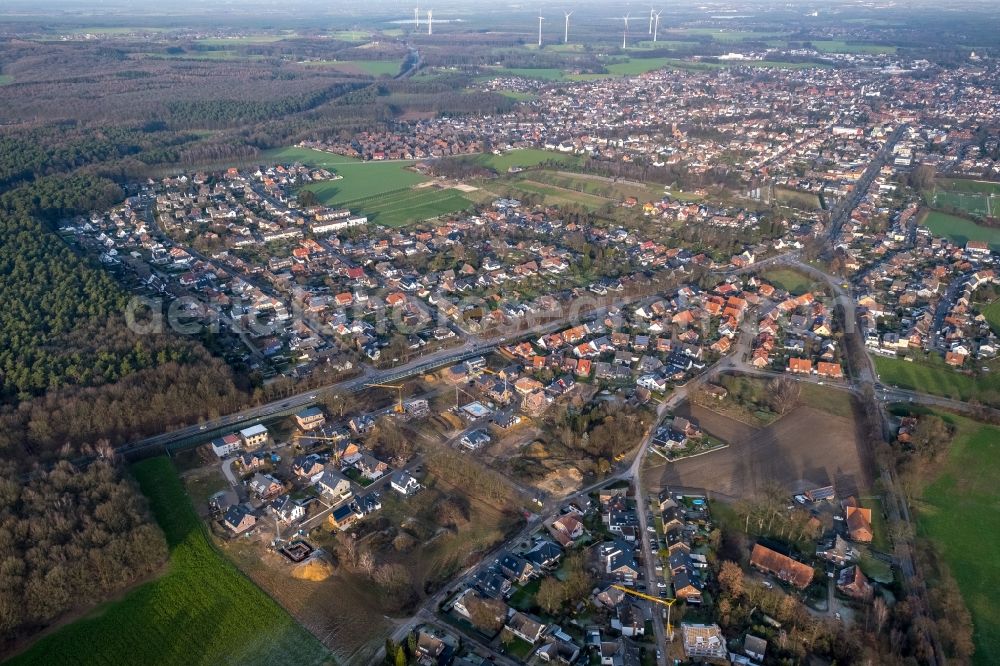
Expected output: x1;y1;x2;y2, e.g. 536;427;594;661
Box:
649;8;655;35
427;9;433;35
537;13;544;47
619;13;631;50
564;11;573;44
653;10;662;42
414;7;419;29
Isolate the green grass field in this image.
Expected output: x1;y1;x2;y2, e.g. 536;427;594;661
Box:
0;75;12;85
774;185;822;209
196;34;293;45
937;179;1000;195
500;67;565;81
810;40;897;54
873;355;1000;406
918;414;1000;665
330;30;371;42
665;28;791;43
983;300;1000;335
760;268;816;295
302;60;402;76
475;149;581;172
11;457;329;666
264;146;472;226
503;179;610;210
921;210;1000;251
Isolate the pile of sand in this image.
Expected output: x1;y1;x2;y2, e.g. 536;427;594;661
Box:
292;555;335;582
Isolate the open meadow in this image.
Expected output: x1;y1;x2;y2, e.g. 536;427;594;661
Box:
10;457;329;666
264;146;471;227
873;354;1000;406
921;209;1000;251
760;268;817;295
300;60;403;77
917;414;1000;665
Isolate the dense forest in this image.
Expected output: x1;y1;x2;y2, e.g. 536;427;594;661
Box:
0;460;169;647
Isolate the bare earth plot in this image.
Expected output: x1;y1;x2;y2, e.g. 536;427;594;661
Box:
645;405;868;500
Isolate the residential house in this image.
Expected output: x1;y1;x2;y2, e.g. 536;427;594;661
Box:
223;504;256;534
269;495;305;524
611;603;645;638
837;565;873;600
498;553;535;585
295;406;326;431
328;501;363;530
601;540;639;582
749;543;814;589
525;541;563;571
744;635;768;662
316;470;353;504
550;514;585;547
390;471;421;496
844;500;874;543
239;424;269;449
211;433;242;458
248;473;283;499
506;612;547;644
680;623;727;661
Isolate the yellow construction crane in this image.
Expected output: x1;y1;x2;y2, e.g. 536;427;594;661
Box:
365;382;406;414
612;585;677;641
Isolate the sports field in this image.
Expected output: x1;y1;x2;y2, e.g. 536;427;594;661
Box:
921;210;1000;251
918;414;1000;665
873;355;1000;406
928;180;1000;219
11;457;329;666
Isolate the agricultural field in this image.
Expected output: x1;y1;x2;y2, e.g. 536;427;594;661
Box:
917;414;1000;665
11;457;329;666
500;179;610;210
330;30;372;42
342;186;473;227
264;146;471;226
474;149;582;172
0;75;13;85
498;67;565;81
646;393;867;500
810;40;897;54
664;28;791;43
760;268;816;295
196;34;294;45
873;355;1000;406
301;60;403;76
921;210;1000;251
528;170;662;202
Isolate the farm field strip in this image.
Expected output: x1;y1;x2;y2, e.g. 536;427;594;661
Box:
918;414;1000;665
11;457;329;666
